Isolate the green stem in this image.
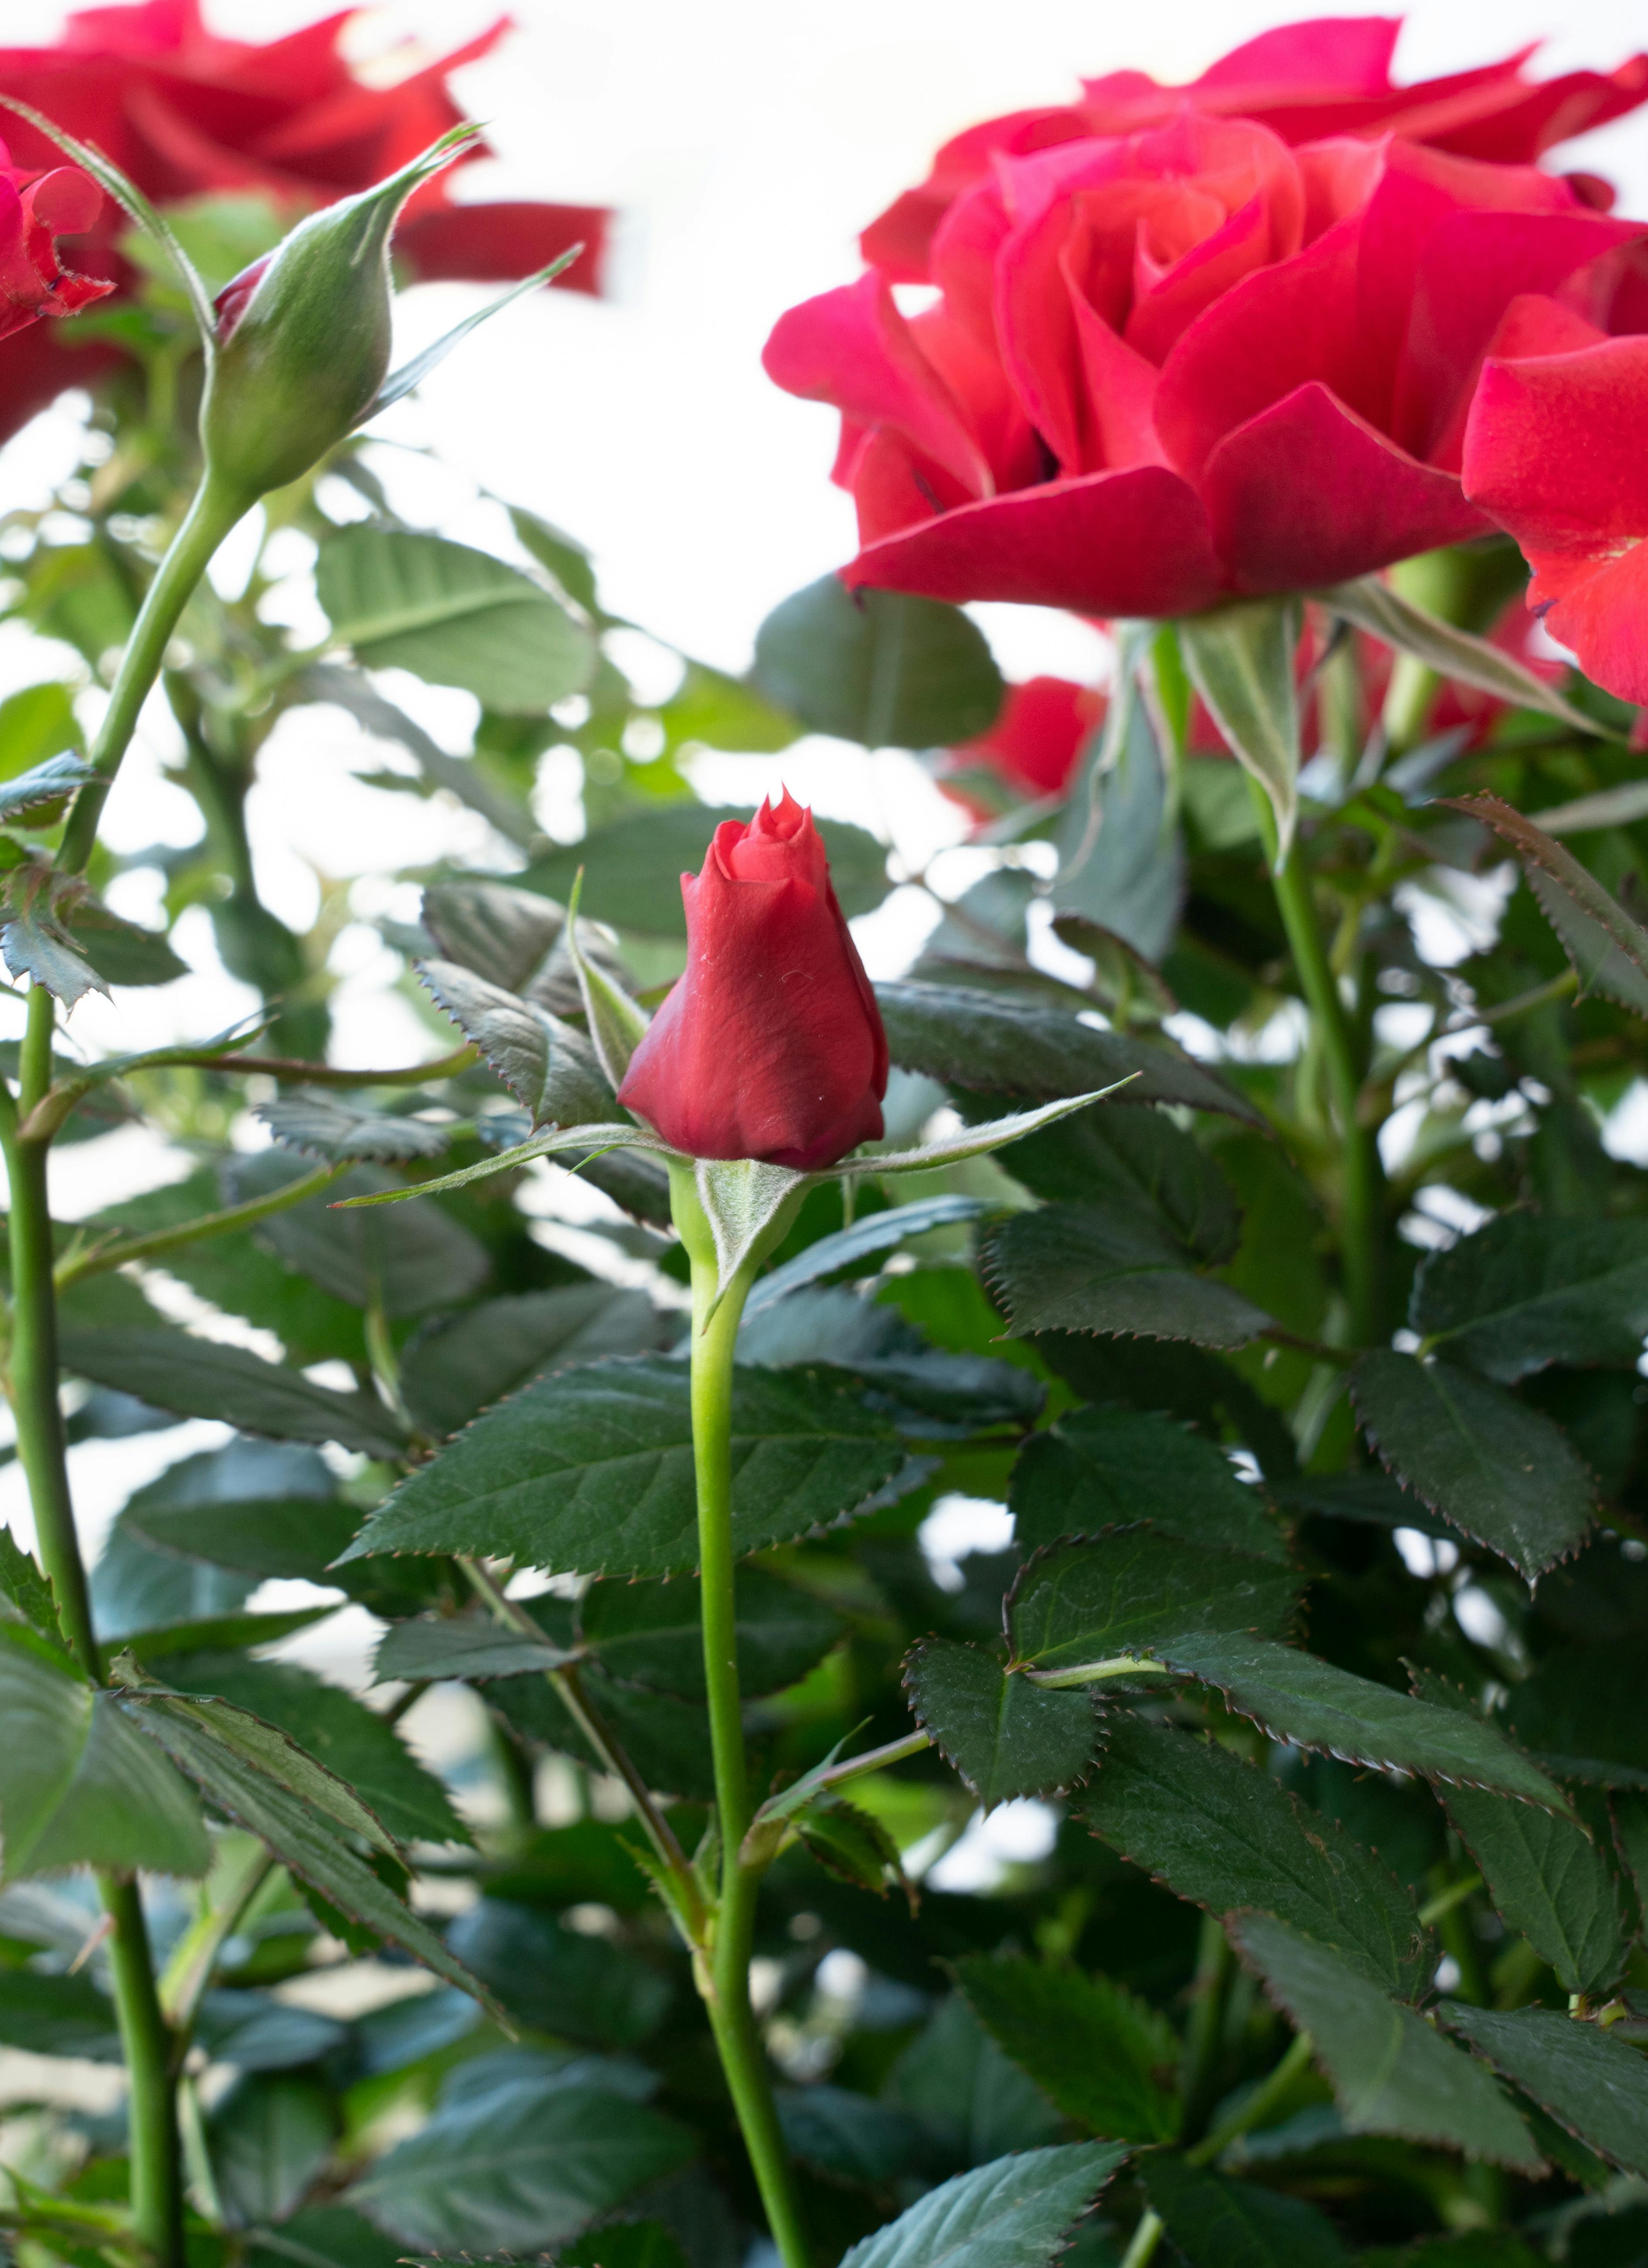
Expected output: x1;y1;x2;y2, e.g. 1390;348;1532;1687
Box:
672;1168;809;2268
1250;777;1387;1345
101;1875;184;2262
59;471;248;877
55;1161;343;1292
1186;2029;1314;2165
1180;1912;1232;2136
1120;2210;1165;2268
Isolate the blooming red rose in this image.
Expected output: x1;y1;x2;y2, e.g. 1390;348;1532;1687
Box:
947;676;1105;801
0;0;608;437
765;114;1643;621
616;794;888;1173
862;19;1648;281
0;142;108;341
1461;318;1648;705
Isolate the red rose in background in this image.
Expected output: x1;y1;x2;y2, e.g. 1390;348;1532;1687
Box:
946;676;1105;803
765;112;1644;622
1462;329;1648;704
617;794;888;1173
0;0;609;437
864;18;1648;280
0;145;109;339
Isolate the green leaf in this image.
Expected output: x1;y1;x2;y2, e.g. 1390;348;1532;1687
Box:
557;2224;691;2268
955;1953;1180;2143
1500;1644;1648;1788
422;877;573;999
1053;634;1181;963
1179;599;1301;860
1154;1635;1570;1813
210;2072;336;2227
194;1991;348;2071
245;2206;405;2268
0;1966;121;2060
695;1155;810;1302
119;1686;495;2011
60;1329;407;1459
793;1793;907;1901
509;507;600;614
0;682;82;779
1412;1214;1648;1383
1350;1350;1594;1580
903;1638;1098;1809
345;2055;694;2250
373;1615;577;1683
1444;793;1648;1016
1080;1717;1431;1998
124;1607;333;1663
776;2086;929;2185
658;657;800;755
997;1103;1239;1265
315;528;596;713
1011;1407;1288;1564
0;1624;208;1880
252;1159;491;1317
303;662;537;848
1007;1530;1299;1685
1;895;106;1007
120;1498;362;1587
836;2143;1127;2268
522;803;892;933
1439;2004;1648;2179
848;1092;1130;1181
67;898;189;988
256;1093;447;1163
159;1654;470;1849
365;247;584;420
985;1203;1274;1349
746;1195;991;1317
0;750;94;822
752;575;1003;749
578;1564;842;1698
447;1904;673;2046
0;1530;65;1643
1412;1671;1624;1996
1324;579;1601;739
875;981;1263;1125
1228;1913;1539;2168
401;1285;665;1439
418;959;609;1127
1146;2157;1353;2267
339;1354;911;1577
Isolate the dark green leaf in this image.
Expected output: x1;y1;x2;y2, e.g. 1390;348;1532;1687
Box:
836;2143;1127;2268
316;528;595;713
340;1354;911;1578
0;1529;69;1643
1146;2156;1352;2267
1228;1914;1539;2168
1009;1529;1297;1682
1413;1214;1648;1384
793;1791;906;1899
1500;1645;1648;1788
345;2054;693;2249
1413;1671;1624;1996
875;983;1262;1124
506;1669;718;1801
245;2206;405;2268
746;1196;992;1317
160;1655;469;1848
1444;794;1648;1016
66;898;189;987
1080;1717;1430;1998
903;1638;1099;1809
1011;1407;1287;1564
256;1092;448;1163
522;803;892;933
400;1285;665;1437
211;2072;335;2227
194;1989;349;2071
1155;1636;1570;1813
886;1997;1063;2166
986;1203;1273;1349
125;1607;333;1662
60;1329;406;1458
119;1689;493;2009
421;877;570;1000
418;957;610;1131
1439;2004;1648;2179
753;575;1003;749
1053;641;1181;964
121;1499;363;1587
0;750;94;821
1350;1350;1594;1580
776;2086;929;2185
578;1564;842;1698
997;1105;1239;1265
955;1953;1179;2142
0;1966;120;2059
2;897;106;1007
446;1899;672;2046
251;1159;491;1318
373;1616;576;1684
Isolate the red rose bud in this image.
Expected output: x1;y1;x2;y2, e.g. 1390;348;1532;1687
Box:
199;125;479;505
0;148;107;341
616;793;888;1172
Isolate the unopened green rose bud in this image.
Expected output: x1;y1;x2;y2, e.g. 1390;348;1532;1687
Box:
198;123;481;506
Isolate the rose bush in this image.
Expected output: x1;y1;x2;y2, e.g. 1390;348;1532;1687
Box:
617;792;889;1170
0;0;608;435
766;110;1645;618
862;16;1648;278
